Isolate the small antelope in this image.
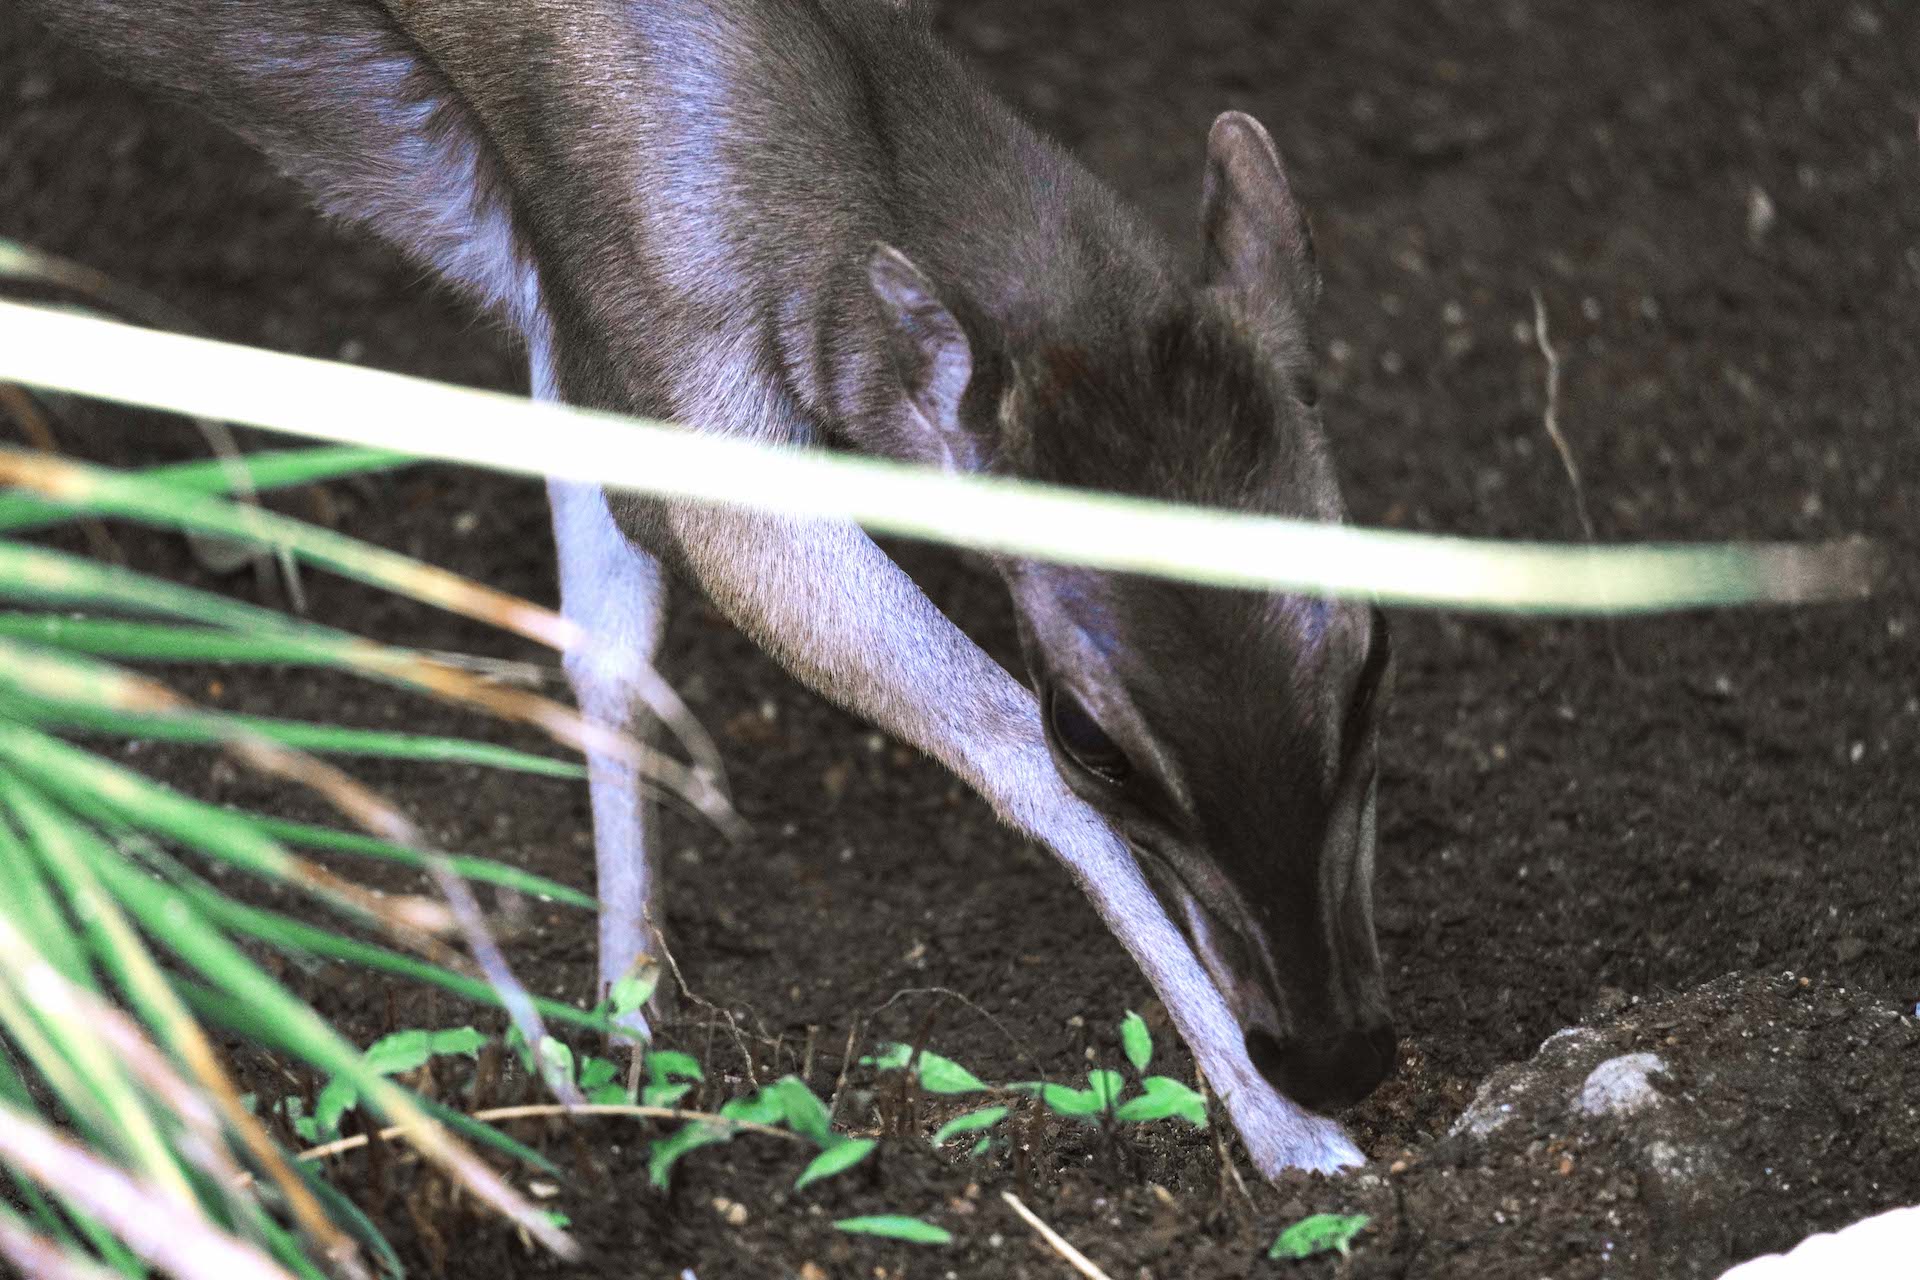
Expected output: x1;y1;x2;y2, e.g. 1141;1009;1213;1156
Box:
24;0;1394;1173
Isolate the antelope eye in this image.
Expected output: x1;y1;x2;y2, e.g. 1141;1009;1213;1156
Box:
1294;372;1321;408
1046;687;1131;784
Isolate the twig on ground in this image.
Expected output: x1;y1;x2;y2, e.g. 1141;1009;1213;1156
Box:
1529;291;1596;545
1530;291;1628;674
1001;1191;1115;1280
294;1102;807;1164
826;1016;862;1127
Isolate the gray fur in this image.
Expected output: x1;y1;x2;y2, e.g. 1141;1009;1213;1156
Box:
21;0;1392;1172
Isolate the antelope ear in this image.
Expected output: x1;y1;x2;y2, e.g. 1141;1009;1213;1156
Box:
1199;111;1320;311
867;243;979;470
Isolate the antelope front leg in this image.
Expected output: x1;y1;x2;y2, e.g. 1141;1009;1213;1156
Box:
536;338;673;1034
653;499;1362;1176
548;477;670;1035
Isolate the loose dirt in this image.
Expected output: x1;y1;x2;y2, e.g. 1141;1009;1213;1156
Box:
2;1;1915;1276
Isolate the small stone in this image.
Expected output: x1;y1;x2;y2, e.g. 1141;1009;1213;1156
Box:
1577;1052;1668;1117
1747;187;1776;243
712;1197;749;1227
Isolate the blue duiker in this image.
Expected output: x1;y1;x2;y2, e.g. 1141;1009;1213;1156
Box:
20;0;1393;1174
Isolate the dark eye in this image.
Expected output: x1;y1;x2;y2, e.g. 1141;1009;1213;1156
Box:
1046;687;1131;784
1294;372;1321;408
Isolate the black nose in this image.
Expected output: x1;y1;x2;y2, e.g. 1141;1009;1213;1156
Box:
1245;1023;1398;1113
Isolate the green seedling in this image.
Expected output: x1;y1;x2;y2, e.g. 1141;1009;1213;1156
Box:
867;1010;1209;1150
292;1025;486;1144
1266;1213;1370;1262
647;1073;878;1194
834;1215;954;1246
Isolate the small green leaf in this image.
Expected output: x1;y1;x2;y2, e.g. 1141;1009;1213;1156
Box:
771;1075;835;1146
1113;1076;1209;1128
641;1082;692;1109
610;967;659;1018
361;1029;433;1077
538;1037;575;1083
720;1090;788;1127
860;1043;914;1071
647;1121;732;1189
969;1135;995;1158
646;1050;704;1085
794;1138;877;1191
579;1057;620;1091
1086;1069;1124;1110
587;1083;628;1106
312;1078;358;1138
833;1215;953;1246
930;1105;1008;1146
916;1050;988;1095
1120;1010;1153;1073
542;1211;571;1230
1266;1213;1370;1261
1012;1081;1105;1118
427;1026;485;1058
861;1043;987;1093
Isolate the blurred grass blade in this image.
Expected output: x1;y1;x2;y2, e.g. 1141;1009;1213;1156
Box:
0;785;356;1268
2;690;586;779
0;551;729;825
250;813;594;910
61;826;577;1259
0;1203;141;1280
0;635;584;1097
0;299;1877;613
168;874;608;1035
0;720;454;938
0;1098;299;1280
0;458;730;811
0;1035;140;1273
0;445;412;535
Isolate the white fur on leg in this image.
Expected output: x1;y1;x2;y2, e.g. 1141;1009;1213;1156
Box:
548;476;669;1034
535;341;670;1037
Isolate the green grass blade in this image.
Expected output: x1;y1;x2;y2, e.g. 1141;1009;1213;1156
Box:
0;722;373;906
55;824;572;1255
0;446;412;534
0;1053;116;1266
163;873;608;1035
0;540;323;634
411;1092;563;1179
0;818;93;987
0;300;1876;614
0;780;199;1207
281;1157;405;1280
1;690;581;778
251;813;594;909
0;615;375;666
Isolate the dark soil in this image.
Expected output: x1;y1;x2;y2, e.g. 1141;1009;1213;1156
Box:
3;1;1917;1277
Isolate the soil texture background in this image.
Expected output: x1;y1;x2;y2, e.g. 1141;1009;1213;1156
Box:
1;1;1916;1277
